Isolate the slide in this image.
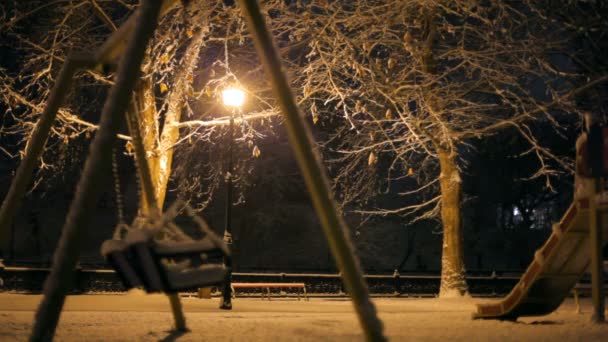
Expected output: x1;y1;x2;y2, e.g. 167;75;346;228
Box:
474;198;608;320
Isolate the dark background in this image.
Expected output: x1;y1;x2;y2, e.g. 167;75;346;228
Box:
1;124;576;274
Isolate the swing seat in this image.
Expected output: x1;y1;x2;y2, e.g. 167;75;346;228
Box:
101;239;144;290
155;238;226;259
101;229;230;293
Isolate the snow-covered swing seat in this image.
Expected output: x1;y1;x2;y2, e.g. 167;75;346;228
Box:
101;201;231;294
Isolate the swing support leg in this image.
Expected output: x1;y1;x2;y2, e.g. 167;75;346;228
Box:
124;75;187;334
0;54;95;253
30;1;165;340
168;294;187;331
236;1;385;341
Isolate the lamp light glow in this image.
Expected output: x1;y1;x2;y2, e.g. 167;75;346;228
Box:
222;88;245;107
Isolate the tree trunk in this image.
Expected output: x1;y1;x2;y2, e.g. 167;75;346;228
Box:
419;7;468;297
438;148;468;297
133;29;205;211
135;79;160;213
155;29;205;208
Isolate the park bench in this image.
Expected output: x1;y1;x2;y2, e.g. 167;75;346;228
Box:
571;261;608;313
212;282;308;300
101;229;230;293
572;282;608;313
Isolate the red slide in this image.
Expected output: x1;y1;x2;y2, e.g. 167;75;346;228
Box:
474;198;608;320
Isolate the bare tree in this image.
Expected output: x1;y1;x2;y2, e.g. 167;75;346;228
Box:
0;0;278;219
257;0;607;296
2;0;606;298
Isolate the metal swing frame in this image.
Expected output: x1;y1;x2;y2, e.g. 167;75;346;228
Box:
0;0;386;341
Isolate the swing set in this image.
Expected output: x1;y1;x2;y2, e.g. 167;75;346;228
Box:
107;148;231;304
0;1;386;341
101;200;231;296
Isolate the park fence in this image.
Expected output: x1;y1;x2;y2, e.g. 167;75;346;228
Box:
0;261;520;296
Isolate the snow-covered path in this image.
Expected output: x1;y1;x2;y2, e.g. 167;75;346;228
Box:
1;293;606;341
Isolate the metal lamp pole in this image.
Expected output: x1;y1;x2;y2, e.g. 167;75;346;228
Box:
219;87;243;309
220;109;235;310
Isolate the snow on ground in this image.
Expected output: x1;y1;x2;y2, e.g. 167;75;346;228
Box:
1;293;607;341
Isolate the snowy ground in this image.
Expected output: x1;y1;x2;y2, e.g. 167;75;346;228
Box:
1;292;607;341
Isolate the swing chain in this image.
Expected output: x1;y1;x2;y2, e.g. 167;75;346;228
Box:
111;147;129;239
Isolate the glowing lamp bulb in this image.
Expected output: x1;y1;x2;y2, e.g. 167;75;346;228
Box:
222;88;245;107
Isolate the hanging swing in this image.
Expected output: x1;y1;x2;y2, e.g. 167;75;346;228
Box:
101;201;231;294
101;128;231;295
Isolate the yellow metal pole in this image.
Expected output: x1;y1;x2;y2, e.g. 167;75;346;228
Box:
585;116;605;323
125;92;187;331
236;1;385;340
126;89;188;330
590;177;605;323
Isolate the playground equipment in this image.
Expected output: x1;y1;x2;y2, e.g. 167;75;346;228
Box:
0;1;385;341
474;121;607;321
101;201;231;294
572;278;608;313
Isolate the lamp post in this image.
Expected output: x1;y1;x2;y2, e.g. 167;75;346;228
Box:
219;87;244;310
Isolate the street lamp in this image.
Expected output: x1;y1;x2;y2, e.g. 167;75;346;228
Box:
219;87;244;310
222;88;245;108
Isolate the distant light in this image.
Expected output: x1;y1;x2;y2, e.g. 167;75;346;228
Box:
222;88;245;107
513;207;520;217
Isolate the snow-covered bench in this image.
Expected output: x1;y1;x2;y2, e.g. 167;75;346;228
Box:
572;283;608;313
230;282;308;300
571;262;608;313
